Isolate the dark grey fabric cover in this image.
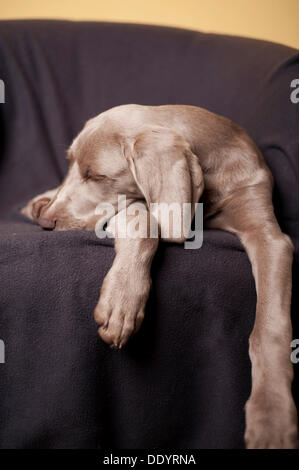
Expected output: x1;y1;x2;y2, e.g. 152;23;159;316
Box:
0;20;298;449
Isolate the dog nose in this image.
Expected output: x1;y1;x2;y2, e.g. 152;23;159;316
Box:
38;217;56;230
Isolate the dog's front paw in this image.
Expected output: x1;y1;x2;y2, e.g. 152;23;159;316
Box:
244;391;299;449
94;266;151;348
21;188;58;220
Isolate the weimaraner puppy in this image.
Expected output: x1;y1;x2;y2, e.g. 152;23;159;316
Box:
22;104;298;449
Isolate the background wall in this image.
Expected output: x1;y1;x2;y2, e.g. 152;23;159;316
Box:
1;0;299;50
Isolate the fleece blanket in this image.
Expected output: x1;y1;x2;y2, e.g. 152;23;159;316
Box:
0;20;298;448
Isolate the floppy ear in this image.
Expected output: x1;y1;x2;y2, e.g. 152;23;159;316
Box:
124;126;204;241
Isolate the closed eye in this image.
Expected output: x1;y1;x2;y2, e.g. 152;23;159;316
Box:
82;168;107;183
89;174;107;182
83;173;118;184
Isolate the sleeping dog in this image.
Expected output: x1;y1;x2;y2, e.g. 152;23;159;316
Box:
22;104;298;449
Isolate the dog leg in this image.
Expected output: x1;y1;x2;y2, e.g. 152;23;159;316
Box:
207;183;298;448
94;205;159;348
21;187;59;220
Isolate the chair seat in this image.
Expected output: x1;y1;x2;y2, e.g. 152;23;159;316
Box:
0;208;255;448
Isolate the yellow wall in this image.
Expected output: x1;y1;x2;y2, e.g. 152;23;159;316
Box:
1;0;299;50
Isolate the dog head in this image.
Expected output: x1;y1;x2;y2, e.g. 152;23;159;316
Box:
23;108;203;238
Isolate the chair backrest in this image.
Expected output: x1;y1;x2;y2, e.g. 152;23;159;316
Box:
0;20;298;237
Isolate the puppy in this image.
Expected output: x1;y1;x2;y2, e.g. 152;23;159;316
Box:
22;104;298;449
